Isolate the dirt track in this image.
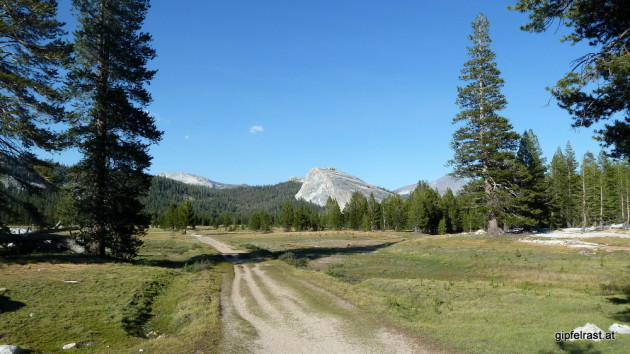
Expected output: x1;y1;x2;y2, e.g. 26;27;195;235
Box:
195;235;425;354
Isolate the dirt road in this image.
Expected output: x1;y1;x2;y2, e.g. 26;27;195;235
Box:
194;235;425;353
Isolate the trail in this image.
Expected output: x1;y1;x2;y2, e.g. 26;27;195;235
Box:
194;235;426;354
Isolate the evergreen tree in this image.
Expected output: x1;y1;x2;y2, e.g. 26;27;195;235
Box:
438;218;447;235
449;14;520;235
512;0;630;159
407;182;441;234
580;152;600;229
293;205;311;231
381;194;406;231
0;0;70;232
178;200;195;234
344;192;368;230
259;211;272;232
367;193;381;231
440;188;460;232
280;201;294;231
324;197;343;230
515;129;549;228
66;0;161;259
248;212;261;231
221;211;233;230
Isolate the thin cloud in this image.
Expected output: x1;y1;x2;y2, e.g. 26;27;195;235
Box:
184;135;190;140
250;125;264;134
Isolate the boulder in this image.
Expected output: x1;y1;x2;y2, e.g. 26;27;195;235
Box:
0;345;24;354
570;323;605;341
62;343;76;350
609;323;630;334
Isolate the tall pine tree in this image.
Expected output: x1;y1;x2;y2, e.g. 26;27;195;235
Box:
0;0;70;231
66;0;161;259
449;13;520;235
515;129;549;228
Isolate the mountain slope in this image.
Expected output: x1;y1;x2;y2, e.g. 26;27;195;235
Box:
144;177;318;219
157;171;245;189
295;167;393;210
395;175;468;196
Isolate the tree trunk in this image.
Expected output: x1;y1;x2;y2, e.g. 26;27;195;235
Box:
487;212;503;236
581;158;587;232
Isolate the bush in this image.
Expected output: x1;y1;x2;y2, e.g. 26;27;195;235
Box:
278;252;308;267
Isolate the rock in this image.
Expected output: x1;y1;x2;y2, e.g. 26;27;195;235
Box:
62;343;76;350
0;288;7;292
295;167;393;210
28;313;35;318
570;323;606;341
609;323;630;334
474;229;486;235
63;280;81;284
0;345;24;354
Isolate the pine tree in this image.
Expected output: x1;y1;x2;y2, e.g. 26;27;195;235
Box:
406;182;441;234
280;201;294;231
515;129;549;228
440;188;460;232
65;0;161;259
178;200;195;234
324;197;343;230
381;194;406;231
580;152;599;229
512;0;630;159
248;212;261;231
0;0;70;232
449;13;520;235
344;192;368;230
367;193;381;231
293;205;311;231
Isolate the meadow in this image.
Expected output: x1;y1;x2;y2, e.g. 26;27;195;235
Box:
211;229;630;353
0;229;228;353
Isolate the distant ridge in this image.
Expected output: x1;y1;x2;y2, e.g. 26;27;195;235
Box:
157;171;245;189
395;175;467;196
294;167;393;210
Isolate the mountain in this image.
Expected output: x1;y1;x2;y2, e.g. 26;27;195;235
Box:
157;171;245;189
144;177;318;219
294;167;394;210
395;175;468;196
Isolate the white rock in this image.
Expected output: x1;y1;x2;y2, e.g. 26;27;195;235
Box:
63;280;81;284
62;343;76;350
0;345;24;354
609;323;630;334
28;313;35;318
158;171;243;189
570;323;605;341
0;288;7;292
474;229;486;235
295;167;393;210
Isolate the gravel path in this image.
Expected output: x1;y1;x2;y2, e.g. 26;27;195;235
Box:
195;235;425;354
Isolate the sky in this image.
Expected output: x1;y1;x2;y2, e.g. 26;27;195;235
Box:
49;0;608;190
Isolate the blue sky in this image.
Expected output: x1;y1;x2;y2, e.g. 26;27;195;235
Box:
51;0;606;190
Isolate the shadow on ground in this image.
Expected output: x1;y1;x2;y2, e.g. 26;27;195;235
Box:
538;341;603;354
272;242;399;261
0;294;26;313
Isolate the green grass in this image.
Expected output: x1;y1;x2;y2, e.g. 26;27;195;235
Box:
214;230;630;353
0;228;228;353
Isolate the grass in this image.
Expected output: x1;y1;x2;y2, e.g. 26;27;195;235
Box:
211;229;630;353
0;228;228;353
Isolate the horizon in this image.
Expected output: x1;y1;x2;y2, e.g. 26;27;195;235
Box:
42;0;608;191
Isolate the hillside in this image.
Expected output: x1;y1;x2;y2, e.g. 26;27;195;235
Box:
143;177;319;220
